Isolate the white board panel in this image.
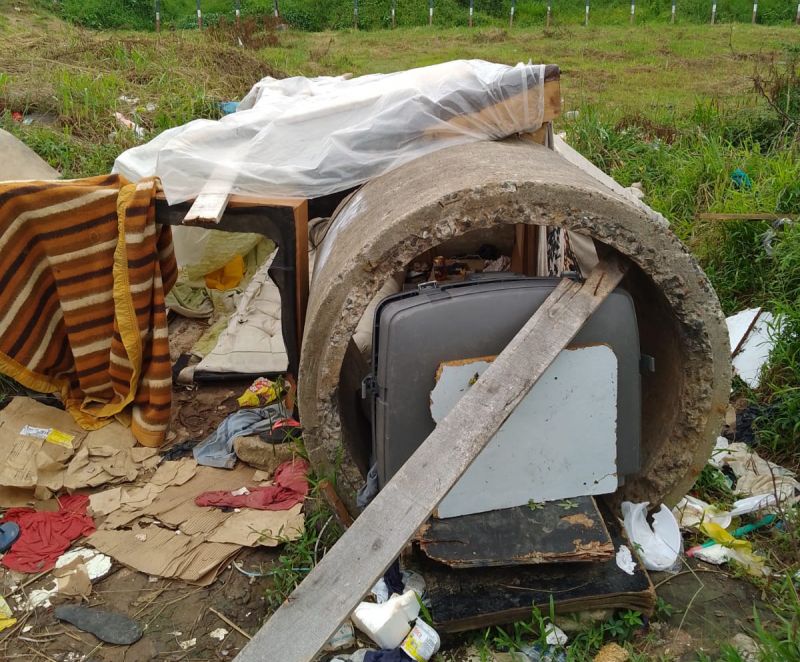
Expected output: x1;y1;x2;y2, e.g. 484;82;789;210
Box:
431;345;618;518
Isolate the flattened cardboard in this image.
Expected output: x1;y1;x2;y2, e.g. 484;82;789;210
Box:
207;504;304;547
88;527;239;586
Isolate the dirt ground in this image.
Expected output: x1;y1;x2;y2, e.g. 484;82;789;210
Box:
0;317;777;661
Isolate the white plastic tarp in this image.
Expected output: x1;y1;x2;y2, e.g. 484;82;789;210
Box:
114;60;547;204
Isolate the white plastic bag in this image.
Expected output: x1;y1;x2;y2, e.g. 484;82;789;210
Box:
114;60;546;204
621;501;682;572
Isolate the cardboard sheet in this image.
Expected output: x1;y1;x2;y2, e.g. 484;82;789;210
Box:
207;504;304;547
89;462;304;583
0;398;141;504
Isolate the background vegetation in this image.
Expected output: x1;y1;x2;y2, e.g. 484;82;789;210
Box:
51;0;800;31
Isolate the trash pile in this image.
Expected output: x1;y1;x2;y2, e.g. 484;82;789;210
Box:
0;373;308;648
618;305;794;582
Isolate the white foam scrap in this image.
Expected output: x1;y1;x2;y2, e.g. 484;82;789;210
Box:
179;638;197;650
615;545;636;576
209;627;229;641
56;547;112;581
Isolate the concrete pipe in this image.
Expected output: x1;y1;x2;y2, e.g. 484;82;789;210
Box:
299;139;731;514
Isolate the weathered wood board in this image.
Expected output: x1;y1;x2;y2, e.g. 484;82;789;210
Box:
418;496;614;568
418;503;655;633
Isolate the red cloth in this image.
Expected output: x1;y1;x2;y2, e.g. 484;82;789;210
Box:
195;458;309;511
1;494;95;573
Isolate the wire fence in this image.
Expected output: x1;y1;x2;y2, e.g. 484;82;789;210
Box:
60;0;800;31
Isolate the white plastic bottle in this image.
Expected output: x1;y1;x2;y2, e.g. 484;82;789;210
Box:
401;619;441;662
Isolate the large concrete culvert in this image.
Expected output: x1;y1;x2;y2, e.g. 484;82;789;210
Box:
299;138;731;515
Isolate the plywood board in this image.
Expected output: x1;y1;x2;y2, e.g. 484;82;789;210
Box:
431;345;618;518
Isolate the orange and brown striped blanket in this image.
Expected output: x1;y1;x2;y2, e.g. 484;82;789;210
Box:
0;175;177;447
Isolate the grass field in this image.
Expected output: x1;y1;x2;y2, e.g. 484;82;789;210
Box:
52;0;800;30
2;2;800;658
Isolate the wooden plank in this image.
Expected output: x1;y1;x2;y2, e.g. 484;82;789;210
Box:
233;256;627;662
183;191;230;226
292;199;309;348
418;496;613;568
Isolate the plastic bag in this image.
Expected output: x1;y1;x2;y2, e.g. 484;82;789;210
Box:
114;60;546;204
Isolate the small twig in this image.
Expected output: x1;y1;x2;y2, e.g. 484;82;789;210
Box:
653;567;730;589
209;607;252;640
314;515;333;566
25;646;59;662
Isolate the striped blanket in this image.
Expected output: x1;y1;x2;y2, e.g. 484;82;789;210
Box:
0;175;177;447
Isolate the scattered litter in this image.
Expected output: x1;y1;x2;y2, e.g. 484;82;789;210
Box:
114;112;145;138
0;596;16;633
730;168;752;190
219;101;240;115
56;547;112;581
544;622;568;646
26;583;58;610
89;464;304;584
672;495;732;530
118;95;140;104
352;590;420;649
323;621;355;652
400;618;441;661
522;643;568;662
179;637;197;650
54;604;143;644
145;102;157;112
726;308;780;387
192;402;290;469
621;502;681;572
710;437;799;505
135;533;147;542
615;545;636;575
195;458;308;510
0;521;20;552
22;625;32;634
209;627;229;641
237;377;279;408
696;521;767;576
2;494;95;573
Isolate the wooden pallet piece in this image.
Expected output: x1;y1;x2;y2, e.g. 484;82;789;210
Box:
233;256;627;662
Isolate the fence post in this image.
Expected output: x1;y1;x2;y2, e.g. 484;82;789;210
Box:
630;0;635;22
354;0;358;28
235;0;240;27
797;2;800;23
751;1;757;22
671;0;676;22
196;0;202;29
546;3;551;26
429;0;434;25
510;0;516;26
155;0;161;32
469;0;474;26
273;0;279;18
711;1;716;23
391;0;396;28
584;0;589;25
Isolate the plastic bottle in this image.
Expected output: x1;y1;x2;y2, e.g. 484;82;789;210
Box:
400;619;440;662
351;590;420;649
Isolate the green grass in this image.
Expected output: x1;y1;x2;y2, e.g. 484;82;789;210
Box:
48;0;800;30
2;5;800;659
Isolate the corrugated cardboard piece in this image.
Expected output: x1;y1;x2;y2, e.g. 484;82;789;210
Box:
88;463;305;585
0;398;152;504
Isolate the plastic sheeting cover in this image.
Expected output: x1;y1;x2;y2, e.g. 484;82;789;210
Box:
113;60;546;204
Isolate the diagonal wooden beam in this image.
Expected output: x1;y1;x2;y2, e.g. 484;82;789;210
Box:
235;256;627;662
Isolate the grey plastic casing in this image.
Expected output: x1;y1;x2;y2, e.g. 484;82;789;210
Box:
369;275;642;489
